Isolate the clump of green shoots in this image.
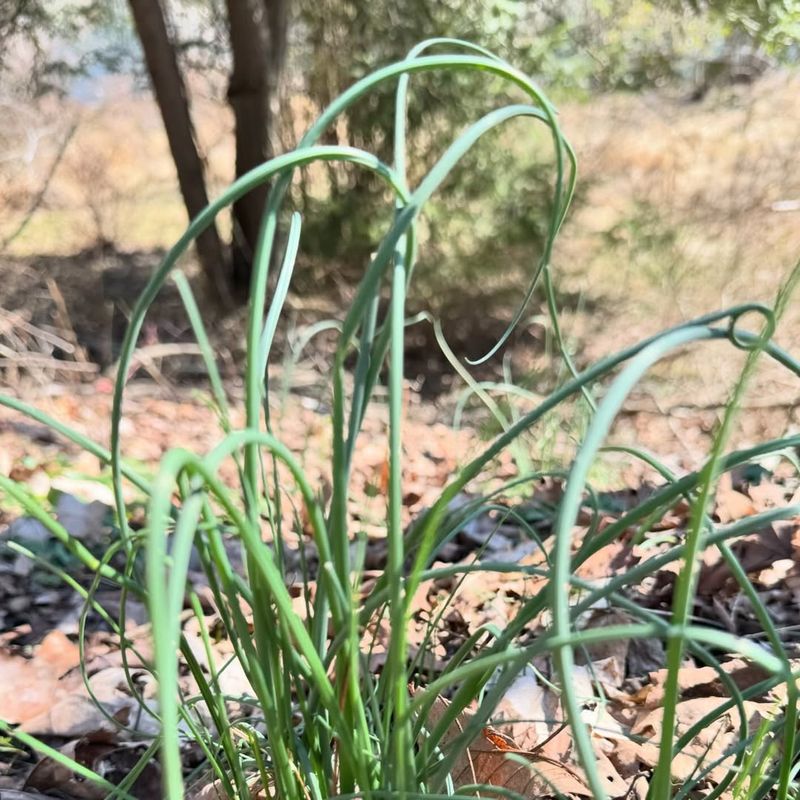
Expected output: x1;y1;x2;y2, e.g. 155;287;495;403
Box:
1;38;800;800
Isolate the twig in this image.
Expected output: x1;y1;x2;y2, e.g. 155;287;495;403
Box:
45;277;89;362
0;308;77;354
0;356;97;372
1;117;80;251
622;397;800;413
109;342;205;388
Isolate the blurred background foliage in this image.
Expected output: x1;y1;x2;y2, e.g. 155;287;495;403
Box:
0;0;798;381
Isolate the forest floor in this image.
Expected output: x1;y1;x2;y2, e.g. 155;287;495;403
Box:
1;366;800;798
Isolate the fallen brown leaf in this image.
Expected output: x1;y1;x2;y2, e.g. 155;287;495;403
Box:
186;774;267;800
746;480;790;511
495;673;565;754
574;608;633;688
0;631;82;725
453;727;591;798
630;697;774;785
715;473;757;524
25;738;160;800
425;692;592;797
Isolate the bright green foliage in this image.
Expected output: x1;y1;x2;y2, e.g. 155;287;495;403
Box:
0;0;135;93
291;0;794;301
683;0;800;54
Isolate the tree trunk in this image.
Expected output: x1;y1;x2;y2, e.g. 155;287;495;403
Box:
225;0;289;290
128;0;231;306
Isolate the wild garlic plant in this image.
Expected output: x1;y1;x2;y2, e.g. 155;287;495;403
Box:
1;39;800;800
